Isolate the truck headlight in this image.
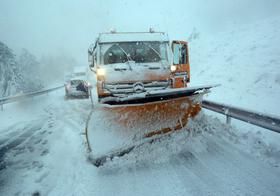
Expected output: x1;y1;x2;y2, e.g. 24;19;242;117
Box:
170;65;176;72
97;68;105;76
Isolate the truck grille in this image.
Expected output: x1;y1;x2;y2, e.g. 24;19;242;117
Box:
104;81;169;95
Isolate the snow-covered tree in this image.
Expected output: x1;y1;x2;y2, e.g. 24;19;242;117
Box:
0;41;22;97
0;42;44;97
17;49;43;92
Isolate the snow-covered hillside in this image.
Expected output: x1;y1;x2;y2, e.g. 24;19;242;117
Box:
190;16;280;116
0;41;76;97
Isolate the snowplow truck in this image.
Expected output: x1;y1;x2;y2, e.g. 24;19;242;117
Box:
88;31;215;138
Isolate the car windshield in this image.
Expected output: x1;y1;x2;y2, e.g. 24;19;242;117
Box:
101;41;168;65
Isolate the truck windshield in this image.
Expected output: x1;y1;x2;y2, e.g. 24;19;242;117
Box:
101;42;168;65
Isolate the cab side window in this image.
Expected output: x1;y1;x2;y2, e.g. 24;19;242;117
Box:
173;43;187;65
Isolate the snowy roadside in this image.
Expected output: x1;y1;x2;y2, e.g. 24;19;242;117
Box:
189;15;280;153
0;89;93;195
0;90;63;131
86;110;280;196
100;112;280;169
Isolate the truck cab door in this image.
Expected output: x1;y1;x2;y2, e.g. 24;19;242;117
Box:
171;41;190;88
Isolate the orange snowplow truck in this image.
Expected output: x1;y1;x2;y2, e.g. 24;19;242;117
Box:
88;31;215;137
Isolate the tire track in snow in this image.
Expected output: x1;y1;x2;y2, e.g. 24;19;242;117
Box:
173;150;230;196
168;133;280;196
0;119;46;170
205;136;280;195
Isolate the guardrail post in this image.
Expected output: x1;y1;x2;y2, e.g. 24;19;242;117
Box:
0;104;3;111
226;115;231;125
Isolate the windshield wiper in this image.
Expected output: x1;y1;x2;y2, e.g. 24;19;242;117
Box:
144;43;162;60
143;43;165;67
116;44;133;70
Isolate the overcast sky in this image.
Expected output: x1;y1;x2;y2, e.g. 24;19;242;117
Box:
1;0;279;65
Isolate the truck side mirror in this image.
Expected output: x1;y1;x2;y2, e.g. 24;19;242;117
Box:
88;49;95;69
89;61;95;69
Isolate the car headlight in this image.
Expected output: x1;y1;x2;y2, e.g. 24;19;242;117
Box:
97;68;105;76
170;65;176;72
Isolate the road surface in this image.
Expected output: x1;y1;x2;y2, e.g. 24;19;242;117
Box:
0;89;279;195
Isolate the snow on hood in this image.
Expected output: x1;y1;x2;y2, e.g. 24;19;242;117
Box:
101;62;170;83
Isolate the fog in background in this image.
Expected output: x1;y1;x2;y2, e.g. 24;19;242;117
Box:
1;0;280;66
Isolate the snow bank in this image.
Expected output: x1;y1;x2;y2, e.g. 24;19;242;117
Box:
104;113;280;169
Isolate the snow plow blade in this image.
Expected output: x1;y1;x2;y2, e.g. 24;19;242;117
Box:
86;85;218;167
98;85;218;139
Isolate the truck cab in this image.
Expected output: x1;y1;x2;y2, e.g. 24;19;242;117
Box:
88;31;190;100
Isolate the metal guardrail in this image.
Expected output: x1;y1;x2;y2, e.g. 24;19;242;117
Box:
0;85;64;110
1;86;279;134
202;100;280;134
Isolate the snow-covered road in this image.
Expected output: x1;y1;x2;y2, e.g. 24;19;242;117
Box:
0;89;279;195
